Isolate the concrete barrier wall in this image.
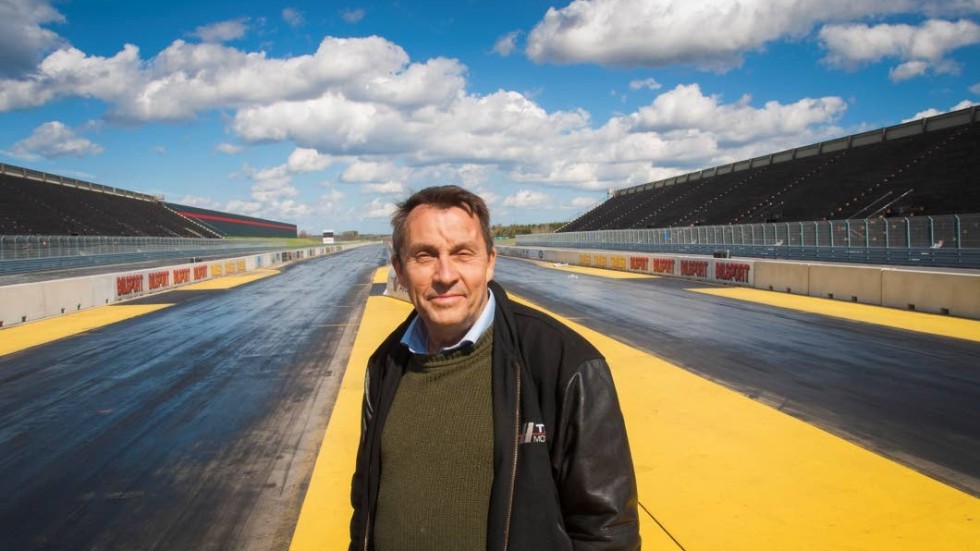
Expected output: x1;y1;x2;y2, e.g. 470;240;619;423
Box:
0;245;345;328
808;265;883;305
497;246;980;320
882;269;980;318
754;261;810;295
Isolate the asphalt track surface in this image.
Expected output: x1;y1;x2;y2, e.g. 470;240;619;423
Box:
0;245;388;550
1;243;978;550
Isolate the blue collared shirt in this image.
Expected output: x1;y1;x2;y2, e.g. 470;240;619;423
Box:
401;289;496;354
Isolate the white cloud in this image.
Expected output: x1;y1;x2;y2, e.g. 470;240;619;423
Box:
820;19;980;81
362;182;405;194
364;197;397;218
504;189;553;208
0;36;414;120
903;100;977;122
0;24;853;198
631;83;846;144
570;196;599;208
286;147;335;172
340;160;407;183
174;194;223;210
152;145;166;155
525;0;976;69
0;0;65;78
216;142;242;154
192;19;249;43
629;78;662;91
282;8;304;28
10;121;103;159
971;82;980;95
493;31;522;57
342;8;366;23
889;60;930;81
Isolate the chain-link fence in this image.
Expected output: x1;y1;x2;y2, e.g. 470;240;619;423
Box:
516;214;980;268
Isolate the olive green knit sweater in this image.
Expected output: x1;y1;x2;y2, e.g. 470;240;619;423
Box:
374;327;495;550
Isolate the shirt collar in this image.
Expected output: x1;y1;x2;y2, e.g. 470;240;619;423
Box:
401;288;496;354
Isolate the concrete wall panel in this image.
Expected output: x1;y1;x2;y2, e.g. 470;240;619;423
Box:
754;261;810;295
882;269;980;318
808;265;882;304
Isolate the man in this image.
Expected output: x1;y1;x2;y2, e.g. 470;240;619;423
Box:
350;186;639;550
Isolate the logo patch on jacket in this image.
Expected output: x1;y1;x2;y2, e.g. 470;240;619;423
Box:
517;421;547;444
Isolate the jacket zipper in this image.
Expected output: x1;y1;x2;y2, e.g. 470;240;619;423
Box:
502;360;521;550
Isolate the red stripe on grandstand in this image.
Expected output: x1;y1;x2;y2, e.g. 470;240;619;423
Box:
177;212;295;230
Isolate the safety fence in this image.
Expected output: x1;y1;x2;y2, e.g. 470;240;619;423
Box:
0;236;293;276
517;214;980;269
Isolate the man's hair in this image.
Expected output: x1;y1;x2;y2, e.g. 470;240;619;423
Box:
391;185;493;262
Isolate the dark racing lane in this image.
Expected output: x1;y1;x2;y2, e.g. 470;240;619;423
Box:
0;244;389;550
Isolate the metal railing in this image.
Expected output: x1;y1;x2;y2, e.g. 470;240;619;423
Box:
0;236;293;276
516;214;980;269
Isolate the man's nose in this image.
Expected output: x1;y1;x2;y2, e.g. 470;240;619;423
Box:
433;255;458;283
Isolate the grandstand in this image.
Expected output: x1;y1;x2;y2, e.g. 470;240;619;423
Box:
167;203;297;239
561;105;979;233
0;164;296;239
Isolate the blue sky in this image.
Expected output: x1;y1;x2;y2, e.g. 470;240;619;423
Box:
1;0;978;235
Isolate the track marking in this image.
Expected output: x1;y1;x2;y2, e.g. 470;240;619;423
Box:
0;304;173;357
176;268;280;290
690;286;980;343
372;266;391;284
520;258;657;279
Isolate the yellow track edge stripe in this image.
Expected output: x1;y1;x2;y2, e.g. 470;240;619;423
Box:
690;286;980;343
177;268;280;290
0;304;173;357
289;295;414;551
372;266;390;284
520;258;657;279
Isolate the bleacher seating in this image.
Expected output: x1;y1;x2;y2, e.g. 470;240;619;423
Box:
0;174;212;237
559;121;980;232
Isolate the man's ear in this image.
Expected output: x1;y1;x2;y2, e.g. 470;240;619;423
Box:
485;248;496;282
391;254;406;288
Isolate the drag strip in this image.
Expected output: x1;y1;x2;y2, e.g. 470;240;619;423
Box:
0;244;389;550
493;256;980;495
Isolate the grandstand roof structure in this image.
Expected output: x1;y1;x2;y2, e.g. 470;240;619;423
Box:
560;105;979;233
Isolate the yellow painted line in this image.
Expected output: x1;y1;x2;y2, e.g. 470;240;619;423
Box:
0;304;172;357
176;268;280;290
290;295;414;551
509;294;979;551
523;259;656;279
372;266;390;284
690;287;980;343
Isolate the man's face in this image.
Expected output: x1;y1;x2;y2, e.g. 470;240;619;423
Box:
393;205;496;352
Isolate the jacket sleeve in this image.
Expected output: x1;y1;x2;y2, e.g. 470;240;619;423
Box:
556;358;641;551
348;363;375;551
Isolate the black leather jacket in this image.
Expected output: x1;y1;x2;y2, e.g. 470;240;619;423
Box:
350;281;640;550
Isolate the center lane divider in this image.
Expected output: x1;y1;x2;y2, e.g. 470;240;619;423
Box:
291;269;979;550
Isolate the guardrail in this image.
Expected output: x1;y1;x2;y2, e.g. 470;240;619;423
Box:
517;214;980;269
